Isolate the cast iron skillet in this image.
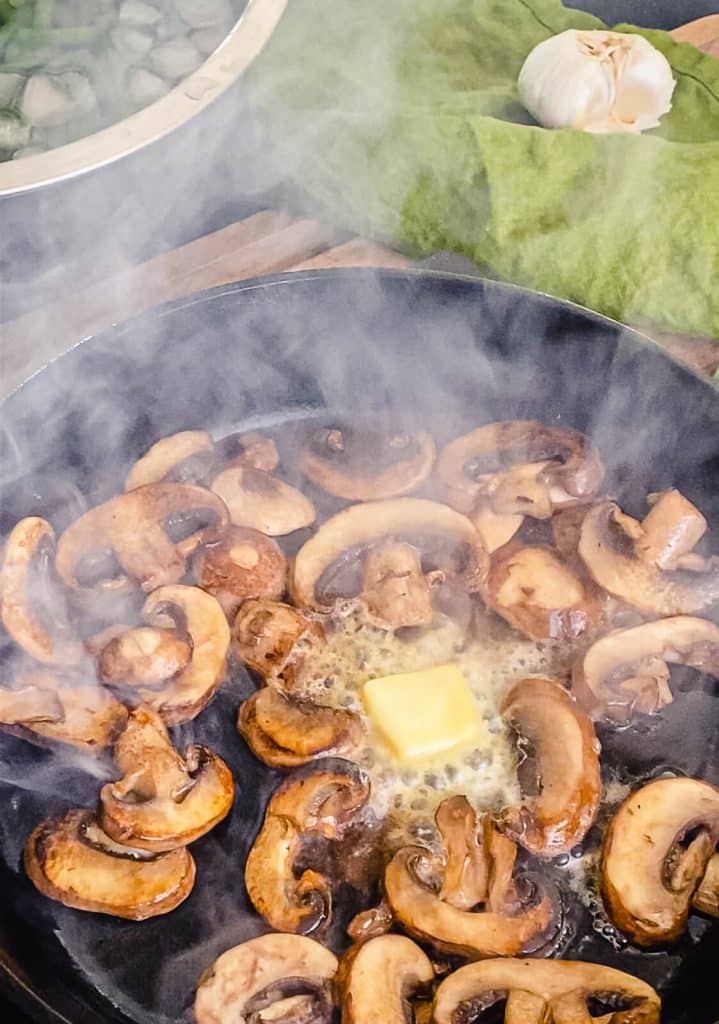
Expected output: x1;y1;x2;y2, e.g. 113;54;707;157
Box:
0;269;718;1023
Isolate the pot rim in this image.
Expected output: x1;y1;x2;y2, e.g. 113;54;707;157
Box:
0;0;287;197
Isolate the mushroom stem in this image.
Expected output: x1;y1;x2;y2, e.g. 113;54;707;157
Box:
636;490;707;570
363;541;434;628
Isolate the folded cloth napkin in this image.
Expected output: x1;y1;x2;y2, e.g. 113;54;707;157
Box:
246;0;719;338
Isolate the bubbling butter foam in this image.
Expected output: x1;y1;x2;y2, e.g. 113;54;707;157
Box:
303;602;573;848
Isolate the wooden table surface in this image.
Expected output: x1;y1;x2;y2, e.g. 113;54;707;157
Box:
2;15;718;395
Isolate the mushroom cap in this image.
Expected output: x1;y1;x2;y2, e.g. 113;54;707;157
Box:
573;616;719;722
193;525;287;619
211;467;316;536
194;933;338;1024
0;517;82;665
485;543;602;643
383;845;554;958
500;678;601;858
238;687;363;769
99;706;234;852
339;934;434;1024
437;421;604;517
579;501;719;616
24;809;195;920
299;424;436;501
97;626;193;689
432;958;660;1024
601;776;719;946
55;484;229;600
125;431;215;491
291;498;488;611
244;759;370;934
0;671;128;751
231;599;325;694
132;585;230;725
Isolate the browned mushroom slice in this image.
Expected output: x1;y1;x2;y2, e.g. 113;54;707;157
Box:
485;544;602;643
98;626;193;688
291;499;488;624
579;500;719;616
435;795;516;912
338;935;434;1024
238;688;363;769
125;431;215;490
300;424;436;501
192;526;287;619
1;517;82;664
211;467;315;536
231;599;325;695
128;585;230;725
0;671;128;751
432;958;660;1024
194;933;338;1024
244;759;370;934
362;541;435;628
383;845;553;959
99;706;233;852
601;776;719;947
500;678;600;858
25;809;195;920
347;902;394;943
572;616;719;722
55;483;229;600
693;853;719;917
436;421;604;518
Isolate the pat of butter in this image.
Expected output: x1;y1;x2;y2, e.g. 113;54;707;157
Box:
362;663;482;763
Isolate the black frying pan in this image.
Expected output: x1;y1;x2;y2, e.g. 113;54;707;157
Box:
1;270;718;1023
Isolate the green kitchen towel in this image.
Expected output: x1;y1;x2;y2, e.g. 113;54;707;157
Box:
247;0;719;338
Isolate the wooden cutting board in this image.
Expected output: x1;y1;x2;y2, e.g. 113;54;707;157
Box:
1;15;718;394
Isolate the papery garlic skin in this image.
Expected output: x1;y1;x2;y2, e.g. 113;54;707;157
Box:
518;30;676;134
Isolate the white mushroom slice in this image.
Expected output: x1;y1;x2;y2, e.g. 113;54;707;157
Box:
339;935;434;1023
195;934;338;1024
469;507;524;554
291;498;488;613
635;490;707;570
211;467;316;536
601;776;719;946
125;431;214;490
1;517;82;664
573;616;719;722
99;707;233;851
432;958;660;1024
25;809;195;920
132;585;230;725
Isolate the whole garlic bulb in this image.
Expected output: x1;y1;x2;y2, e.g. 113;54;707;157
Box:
518;29;676;134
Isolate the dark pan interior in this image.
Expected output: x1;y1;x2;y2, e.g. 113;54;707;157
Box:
1;269;719;1023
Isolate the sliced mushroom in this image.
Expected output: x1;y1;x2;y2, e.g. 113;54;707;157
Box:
291;499;488;623
192;526;287;619
362;541;435;628
469;508;524;555
384;845;554;959
485;544;602;642
1;517;82;664
24;809;195;920
432;958;660;1024
211;467;315;536
437;421;604;518
635;490;708;571
500;678;601;858
231;599;325;695
125;431;215;490
436;795;515;912
98;626;193;688
194;933;338;1024
0;671;128;751
55;484;229;601
573;616;719;722
338;934;434;1024
693;853;719;917
601;776;719;946
238;687;363;769
579;500;719;616
128;585;230;725
300;424;436;501
347;902;394;943
245;760;370;934
99;706;233;852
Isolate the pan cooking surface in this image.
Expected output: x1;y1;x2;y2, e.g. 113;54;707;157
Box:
1;270;719;1023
